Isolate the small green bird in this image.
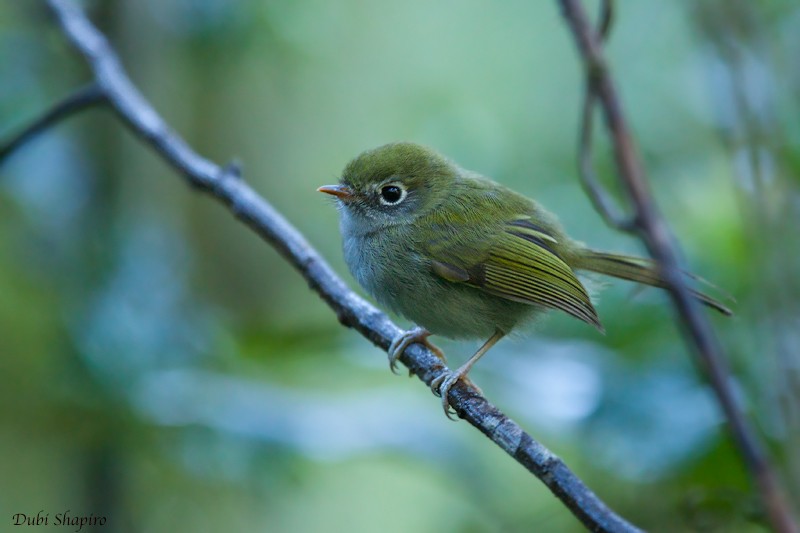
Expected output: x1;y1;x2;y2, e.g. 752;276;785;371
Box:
319;142;730;417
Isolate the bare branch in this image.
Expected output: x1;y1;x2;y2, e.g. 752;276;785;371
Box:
558;0;798;531
577;1;635;232
0;83;105;163
0;0;648;531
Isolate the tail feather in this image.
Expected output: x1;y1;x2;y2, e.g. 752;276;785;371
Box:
572;250;733;316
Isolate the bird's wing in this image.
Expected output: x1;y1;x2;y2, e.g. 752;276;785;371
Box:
426;215;602;330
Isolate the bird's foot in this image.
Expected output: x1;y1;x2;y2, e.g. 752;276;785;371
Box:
387;326;446;375
430;366;482;420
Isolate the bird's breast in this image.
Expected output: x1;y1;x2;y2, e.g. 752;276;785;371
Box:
343;227;427;307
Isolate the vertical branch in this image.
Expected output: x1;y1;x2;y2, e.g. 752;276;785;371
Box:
576;1;634;232
557;1;798;531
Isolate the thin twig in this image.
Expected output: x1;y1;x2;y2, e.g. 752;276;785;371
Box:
577;0;635;232
579;90;634;231
559;0;798;531
0;83;105;162
0;1;646;531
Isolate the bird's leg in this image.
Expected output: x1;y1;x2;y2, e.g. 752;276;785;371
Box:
387;326;446;375
431;329;505;419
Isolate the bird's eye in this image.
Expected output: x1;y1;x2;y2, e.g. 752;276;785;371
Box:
379;184;406;205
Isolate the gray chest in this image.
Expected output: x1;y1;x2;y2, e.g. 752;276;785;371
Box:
343;229;427;309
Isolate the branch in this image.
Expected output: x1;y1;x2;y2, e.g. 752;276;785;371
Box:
576;1;635;232
0;1;645;531
558;1;798;531
0;83;105;163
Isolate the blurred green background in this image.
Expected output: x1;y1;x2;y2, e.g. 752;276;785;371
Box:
1;0;799;531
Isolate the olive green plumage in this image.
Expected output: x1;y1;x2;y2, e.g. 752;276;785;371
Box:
320;142;729;416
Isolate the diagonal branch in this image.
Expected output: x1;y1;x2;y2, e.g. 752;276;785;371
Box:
558;1;798;531
0;0;646;531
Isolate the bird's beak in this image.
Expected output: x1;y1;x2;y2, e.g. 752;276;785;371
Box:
317;184;354;200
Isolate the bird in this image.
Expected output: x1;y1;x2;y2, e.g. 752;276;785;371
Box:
318;142;730;418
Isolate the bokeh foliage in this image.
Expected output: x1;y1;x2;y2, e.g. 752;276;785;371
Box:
1;1;799;531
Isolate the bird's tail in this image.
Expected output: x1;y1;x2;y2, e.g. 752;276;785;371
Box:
571;249;732;316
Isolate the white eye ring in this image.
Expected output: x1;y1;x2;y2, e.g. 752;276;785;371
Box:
378;182;407;206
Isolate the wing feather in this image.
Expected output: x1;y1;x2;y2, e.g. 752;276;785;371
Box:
485;233;601;329
426;213;602;330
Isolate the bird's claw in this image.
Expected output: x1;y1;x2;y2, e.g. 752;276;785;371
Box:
387;327;446;375
430;369;481;420
430;372;459;420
